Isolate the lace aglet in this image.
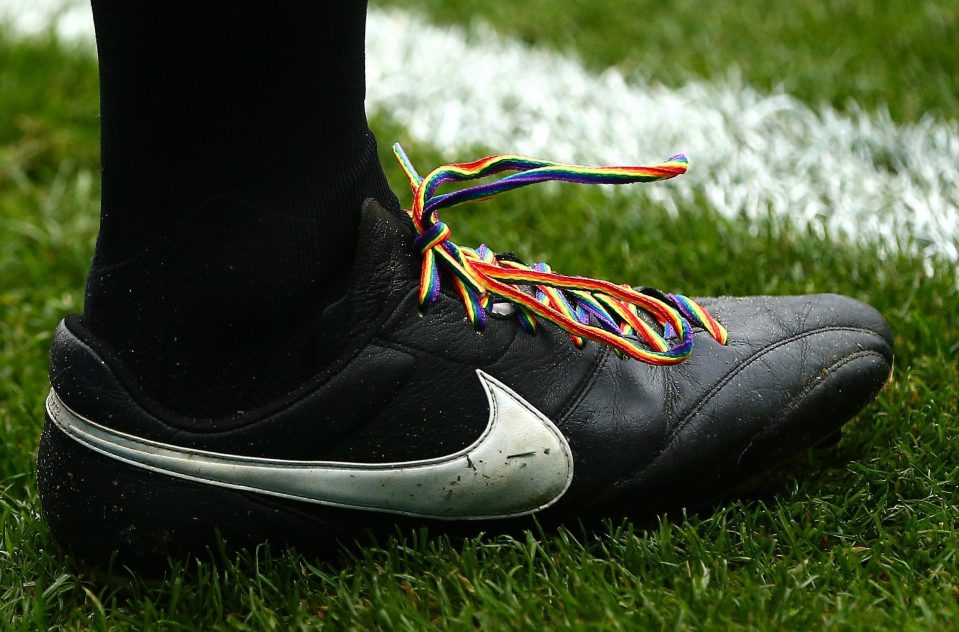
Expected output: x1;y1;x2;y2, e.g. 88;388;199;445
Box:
392;143;424;187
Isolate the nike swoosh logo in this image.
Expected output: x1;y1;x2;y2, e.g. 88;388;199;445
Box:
46;370;573;520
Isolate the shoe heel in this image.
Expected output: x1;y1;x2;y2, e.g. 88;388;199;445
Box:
36;412;352;571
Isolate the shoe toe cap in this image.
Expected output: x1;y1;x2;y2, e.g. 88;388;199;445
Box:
682;292;892;455
598;293;893;513
699;292;893;356
714;293;893;472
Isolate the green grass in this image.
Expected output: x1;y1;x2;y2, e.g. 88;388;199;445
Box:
2;11;958;631
382;0;959;124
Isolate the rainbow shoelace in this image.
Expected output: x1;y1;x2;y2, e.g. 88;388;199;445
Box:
393;143;728;365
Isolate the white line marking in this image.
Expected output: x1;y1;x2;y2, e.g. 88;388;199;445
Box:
4;1;958;264
0;0;91;41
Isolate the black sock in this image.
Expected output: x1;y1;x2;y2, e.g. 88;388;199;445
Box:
83;1;399;417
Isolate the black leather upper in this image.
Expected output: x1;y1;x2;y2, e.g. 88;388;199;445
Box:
50;200;894;516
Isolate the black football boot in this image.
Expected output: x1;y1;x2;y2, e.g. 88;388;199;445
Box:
37;151;893;570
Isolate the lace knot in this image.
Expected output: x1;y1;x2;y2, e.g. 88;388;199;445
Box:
412;220;450;255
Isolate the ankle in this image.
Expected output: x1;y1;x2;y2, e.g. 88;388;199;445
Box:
83;133;398;417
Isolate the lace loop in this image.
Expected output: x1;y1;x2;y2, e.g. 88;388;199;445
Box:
393;143;729;365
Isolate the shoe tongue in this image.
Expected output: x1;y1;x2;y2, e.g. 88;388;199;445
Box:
352;198;418;281
311;199;419;364
352;198;421;294
325;199;419;317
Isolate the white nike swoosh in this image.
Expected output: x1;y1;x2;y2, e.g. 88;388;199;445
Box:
46;370;573;520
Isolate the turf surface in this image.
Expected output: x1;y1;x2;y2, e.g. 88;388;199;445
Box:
1;3;958;629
